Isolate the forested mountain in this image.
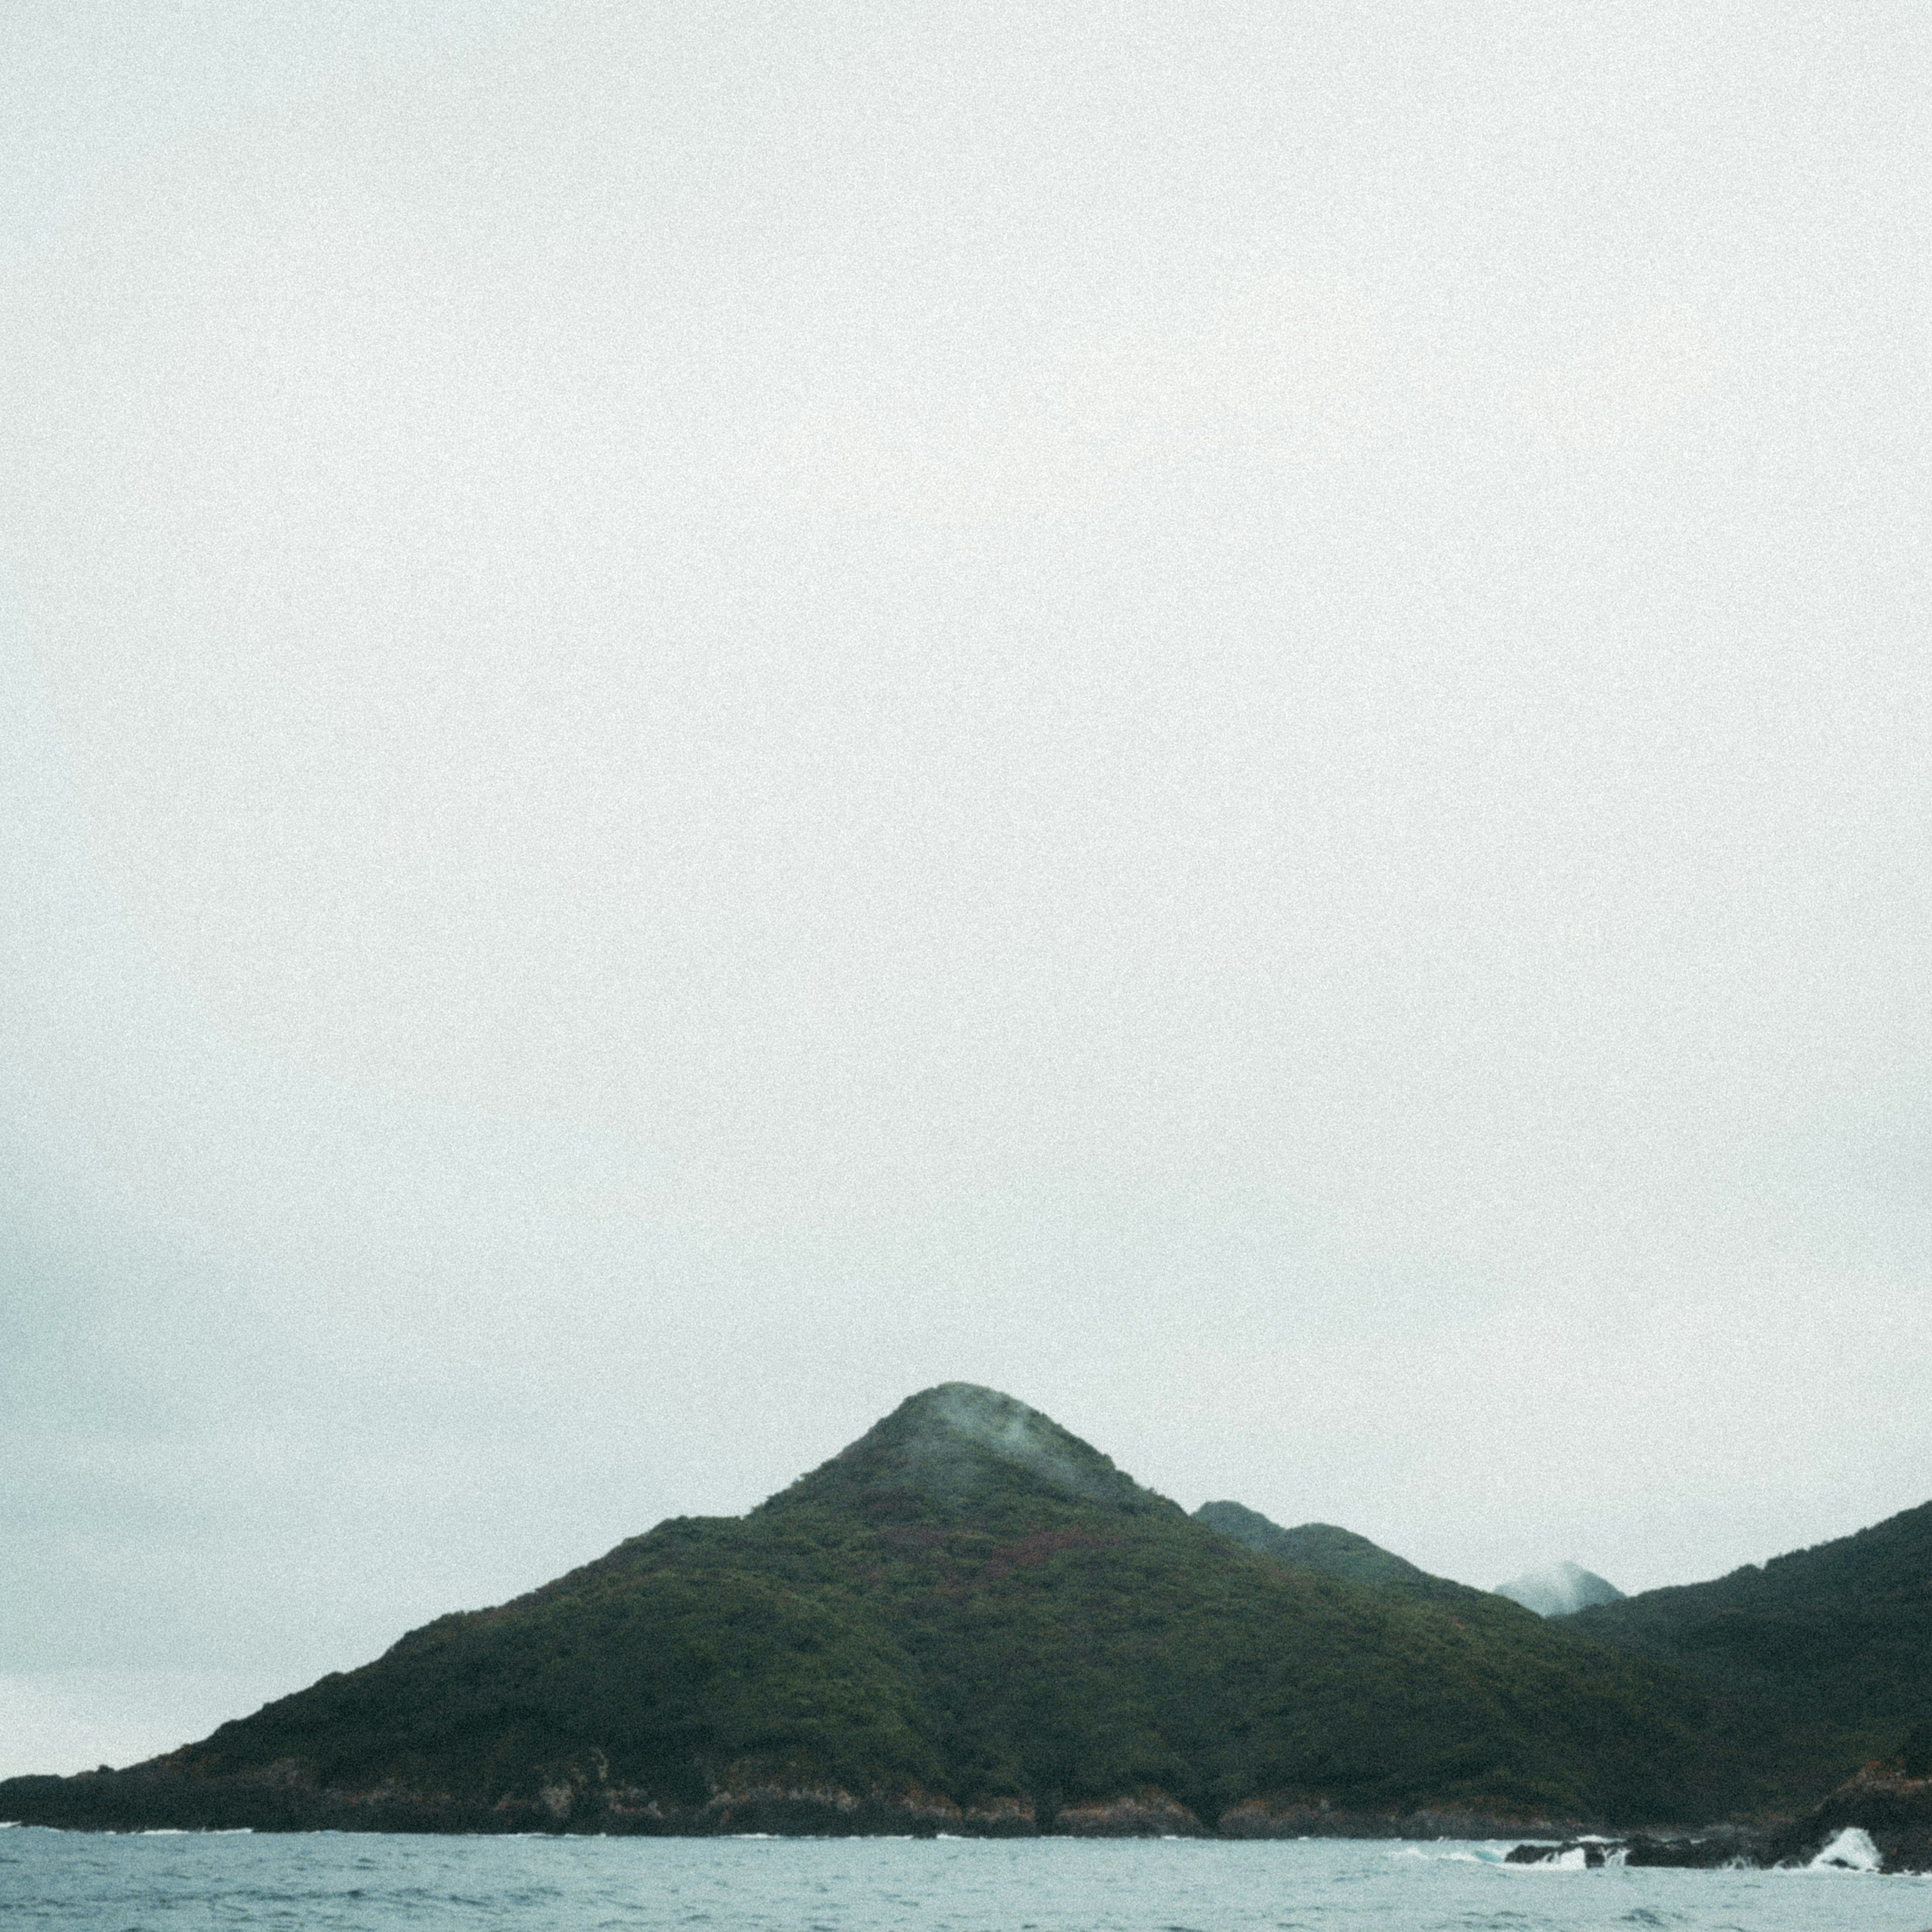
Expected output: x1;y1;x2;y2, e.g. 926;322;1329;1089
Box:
1;1385;1714;1835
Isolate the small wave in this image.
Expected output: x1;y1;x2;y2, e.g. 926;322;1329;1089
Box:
1807;1826;1881;1873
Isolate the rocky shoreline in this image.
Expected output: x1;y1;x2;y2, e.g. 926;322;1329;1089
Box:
8;1762;1931;1869
1500;1768;1932;1875
0;1765;1597;1841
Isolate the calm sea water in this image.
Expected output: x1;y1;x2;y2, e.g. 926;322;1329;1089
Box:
3;1827;1925;1931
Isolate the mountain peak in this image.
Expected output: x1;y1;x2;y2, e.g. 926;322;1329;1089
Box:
763;1383;1166;1519
1495;1561;1625;1617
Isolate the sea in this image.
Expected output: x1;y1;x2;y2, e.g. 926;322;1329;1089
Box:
1;1828;1924;1930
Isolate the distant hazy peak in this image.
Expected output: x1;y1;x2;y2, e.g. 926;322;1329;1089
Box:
1494;1561;1625;1617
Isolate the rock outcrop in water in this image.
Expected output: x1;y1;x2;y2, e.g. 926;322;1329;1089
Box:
0;1385;1711;1837
1503;1769;1932;1875
1758;1765;1932;1874
1503;1828;1768;1868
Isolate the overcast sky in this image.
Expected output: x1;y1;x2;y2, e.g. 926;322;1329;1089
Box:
4;0;1928;1779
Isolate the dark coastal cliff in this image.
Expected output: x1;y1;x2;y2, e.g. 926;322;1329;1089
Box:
1;1385;1713;1836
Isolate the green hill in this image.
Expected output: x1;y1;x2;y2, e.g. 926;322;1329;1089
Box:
1193;1503;1484;1607
1;1386;1722;1834
1564;1499;1932;1809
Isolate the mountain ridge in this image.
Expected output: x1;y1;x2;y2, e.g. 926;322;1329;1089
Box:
1191;1503;1497;1610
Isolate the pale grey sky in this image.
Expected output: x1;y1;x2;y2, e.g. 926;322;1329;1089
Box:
4;0;1928;1777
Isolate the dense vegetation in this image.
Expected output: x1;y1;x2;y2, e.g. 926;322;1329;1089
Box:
1193;1502;1493;1608
1562;1500;1932;1810
26;1385;1715;1831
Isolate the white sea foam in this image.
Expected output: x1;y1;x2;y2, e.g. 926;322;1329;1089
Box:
1808;1826;1882;1872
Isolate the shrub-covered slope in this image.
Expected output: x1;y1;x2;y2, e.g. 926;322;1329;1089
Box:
1564;1499;1932;1808
4;1386;1716;1833
1193;1502;1488;1608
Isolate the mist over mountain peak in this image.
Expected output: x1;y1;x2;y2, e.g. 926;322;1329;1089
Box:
1495;1561;1625;1617
764;1383;1165;1518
